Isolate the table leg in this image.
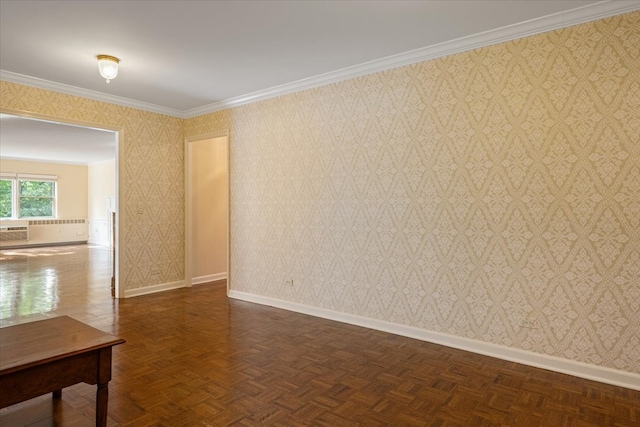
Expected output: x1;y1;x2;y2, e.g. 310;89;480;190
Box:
96;382;108;427
53;389;62;399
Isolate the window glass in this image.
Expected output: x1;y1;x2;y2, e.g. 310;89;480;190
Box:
19;180;55;217
0;179;12;218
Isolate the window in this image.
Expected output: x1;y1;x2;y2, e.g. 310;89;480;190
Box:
0;179;12;218
0;173;57;219
20;180;55;217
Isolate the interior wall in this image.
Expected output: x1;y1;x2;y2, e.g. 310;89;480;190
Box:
88;160;116;246
0;158;88;218
1;10;636;377
191;137;228;281
186;11;640;376
0;84;184;292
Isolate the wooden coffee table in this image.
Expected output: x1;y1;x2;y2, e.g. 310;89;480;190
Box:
0;316;125;426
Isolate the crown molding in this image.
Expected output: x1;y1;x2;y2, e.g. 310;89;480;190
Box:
0;155;100;166
2;1;639;120
0;70;184;118
183;0;640;118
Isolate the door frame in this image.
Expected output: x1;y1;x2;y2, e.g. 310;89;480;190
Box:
0;107;124;298
184;130;230;294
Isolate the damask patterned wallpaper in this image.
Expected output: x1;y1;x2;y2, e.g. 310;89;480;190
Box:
0;85;185;291
1;11;637;375
187;12;640;374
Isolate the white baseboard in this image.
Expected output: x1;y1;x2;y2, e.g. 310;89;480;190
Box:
124;280;186;298
87;239;112;247
192;273;227;285
228;290;640;391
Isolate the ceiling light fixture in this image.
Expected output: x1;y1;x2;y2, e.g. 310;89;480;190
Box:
97;55;119;83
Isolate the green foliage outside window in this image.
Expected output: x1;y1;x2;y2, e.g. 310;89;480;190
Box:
0;180;12;218
19;180;54;217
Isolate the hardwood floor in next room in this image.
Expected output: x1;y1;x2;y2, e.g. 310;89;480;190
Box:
0;245;638;426
0;244;114;324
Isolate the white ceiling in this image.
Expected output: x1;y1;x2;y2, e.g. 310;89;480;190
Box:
0;114;116;165
1;0;638;164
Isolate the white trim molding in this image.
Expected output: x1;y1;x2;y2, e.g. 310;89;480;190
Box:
192;273;227;285
124;280;186;298
2;1;639;119
183;1;640;118
229;290;640;391
0;70;183;118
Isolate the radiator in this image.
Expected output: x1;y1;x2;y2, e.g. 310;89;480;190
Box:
0;219;87;247
28;219;87;245
0;221;30;242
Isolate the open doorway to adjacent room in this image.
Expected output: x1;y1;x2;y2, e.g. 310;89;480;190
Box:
0;112;120;320
185;131;230;292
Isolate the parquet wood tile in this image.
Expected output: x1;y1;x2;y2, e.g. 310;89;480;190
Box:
1;245;639;426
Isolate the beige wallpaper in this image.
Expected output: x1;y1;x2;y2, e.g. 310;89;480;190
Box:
0;85;185;291
1;11;637;375
187;12;640;374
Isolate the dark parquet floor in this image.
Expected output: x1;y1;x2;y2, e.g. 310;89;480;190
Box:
0;245;638;426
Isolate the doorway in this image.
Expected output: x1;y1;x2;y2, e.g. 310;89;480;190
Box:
185;132;230;292
0;109;123;298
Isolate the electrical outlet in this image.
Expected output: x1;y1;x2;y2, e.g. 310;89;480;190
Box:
285;279;293;287
521;318;538;329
